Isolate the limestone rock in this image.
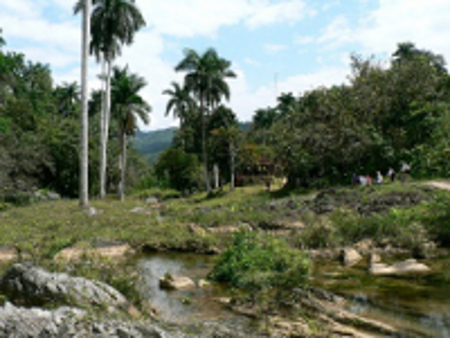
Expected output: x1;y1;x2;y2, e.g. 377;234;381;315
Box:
146;197;159;205
159;275;195;291
369;258;431;277
55;243;135;261
1;263;132;313
340;247;362;267
0;246;19;264
370;252;381;264
0;303;167;337
198;279;211;288
353;239;373;255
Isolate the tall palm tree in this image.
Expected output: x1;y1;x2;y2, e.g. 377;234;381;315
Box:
77;0;91;208
111;65;151;201
54;82;80;117
175;48;236;192
75;0;146;199
163;81;194;148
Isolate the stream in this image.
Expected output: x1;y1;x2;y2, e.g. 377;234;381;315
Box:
137;251;450;337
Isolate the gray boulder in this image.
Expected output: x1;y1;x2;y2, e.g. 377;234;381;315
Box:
0;303;166;338
1;262;132;314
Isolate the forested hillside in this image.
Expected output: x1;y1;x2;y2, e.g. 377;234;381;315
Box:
132;122;251;165
132;128;176;164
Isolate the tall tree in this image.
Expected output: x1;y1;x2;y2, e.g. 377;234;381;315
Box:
54;82;80;117
111;65;151;201
78;0;91;207
175;48;236;192
75;0;146;199
162;81;194;148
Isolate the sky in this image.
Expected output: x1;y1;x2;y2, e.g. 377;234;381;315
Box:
1;0;450;131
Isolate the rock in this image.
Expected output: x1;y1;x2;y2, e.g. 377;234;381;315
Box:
413;241;437;259
369;258;431;277
54;243;135;261
339;248;362;267
198;279;211;288
370;252;381;264
0;303;168;337
86;206;100;216
0;246;19;264
47;192;61;201
145;197;159;205
187;224;207;236
1;263;133;314
215;297;232;305
207;225;239;234
353;239;373;255
130;207;149;214
159;275;195;291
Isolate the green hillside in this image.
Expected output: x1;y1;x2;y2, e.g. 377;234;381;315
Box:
132;122;251;165
131;127;177;164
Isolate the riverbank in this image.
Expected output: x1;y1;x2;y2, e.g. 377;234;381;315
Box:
0;181;449;336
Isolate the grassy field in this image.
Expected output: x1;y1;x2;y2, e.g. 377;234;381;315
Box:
1;181;449;260
1;180;449;307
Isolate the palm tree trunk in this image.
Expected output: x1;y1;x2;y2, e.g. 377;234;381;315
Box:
200;94;210;192
100;56;112;199
230;141;235;191
79;0;90;208
118;130;127;201
99;55;106;198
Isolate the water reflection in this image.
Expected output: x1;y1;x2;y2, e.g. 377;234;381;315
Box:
312;253;450;337
136;253;238;324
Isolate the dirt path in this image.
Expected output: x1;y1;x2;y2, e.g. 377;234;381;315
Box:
425;180;450;191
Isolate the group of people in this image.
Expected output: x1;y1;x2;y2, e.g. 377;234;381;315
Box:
352;162;411;186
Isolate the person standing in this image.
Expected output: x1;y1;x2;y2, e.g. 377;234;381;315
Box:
376;171;383;185
387;168;396;182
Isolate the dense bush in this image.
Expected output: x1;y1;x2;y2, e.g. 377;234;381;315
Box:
155;147;202;192
209;230;310;292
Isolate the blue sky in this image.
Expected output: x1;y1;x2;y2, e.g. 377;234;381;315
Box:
1;0;449;130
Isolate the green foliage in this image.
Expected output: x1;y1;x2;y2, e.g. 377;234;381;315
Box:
210;230;310;292
155;147;202;192
132;128;176;164
252;42;450;188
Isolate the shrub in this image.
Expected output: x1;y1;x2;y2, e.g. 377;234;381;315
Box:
209;230;310;292
155;147;202;192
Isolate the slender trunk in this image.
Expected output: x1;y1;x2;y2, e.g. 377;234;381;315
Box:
79;0;90;208
230;141;235;191
213;164;219;189
200;93;210;192
100;56;112;199
99;56;106;198
118;130;127;201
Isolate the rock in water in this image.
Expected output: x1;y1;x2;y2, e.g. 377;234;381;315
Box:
340;248;362;267
159;275;195;290
369;258;431;277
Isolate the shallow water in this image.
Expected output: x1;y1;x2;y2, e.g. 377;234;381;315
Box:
137;251;450;337
312;252;450;337
136;253;246;325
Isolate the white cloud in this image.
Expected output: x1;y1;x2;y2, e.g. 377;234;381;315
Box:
140;0;308;37
230;65;349;123
264;44;287;53
355;0;450;61
318;16;354;48
246;0;307;28
295;36;314;45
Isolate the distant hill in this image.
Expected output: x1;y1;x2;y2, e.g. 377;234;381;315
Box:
131;127;177;165
132;122;252;165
